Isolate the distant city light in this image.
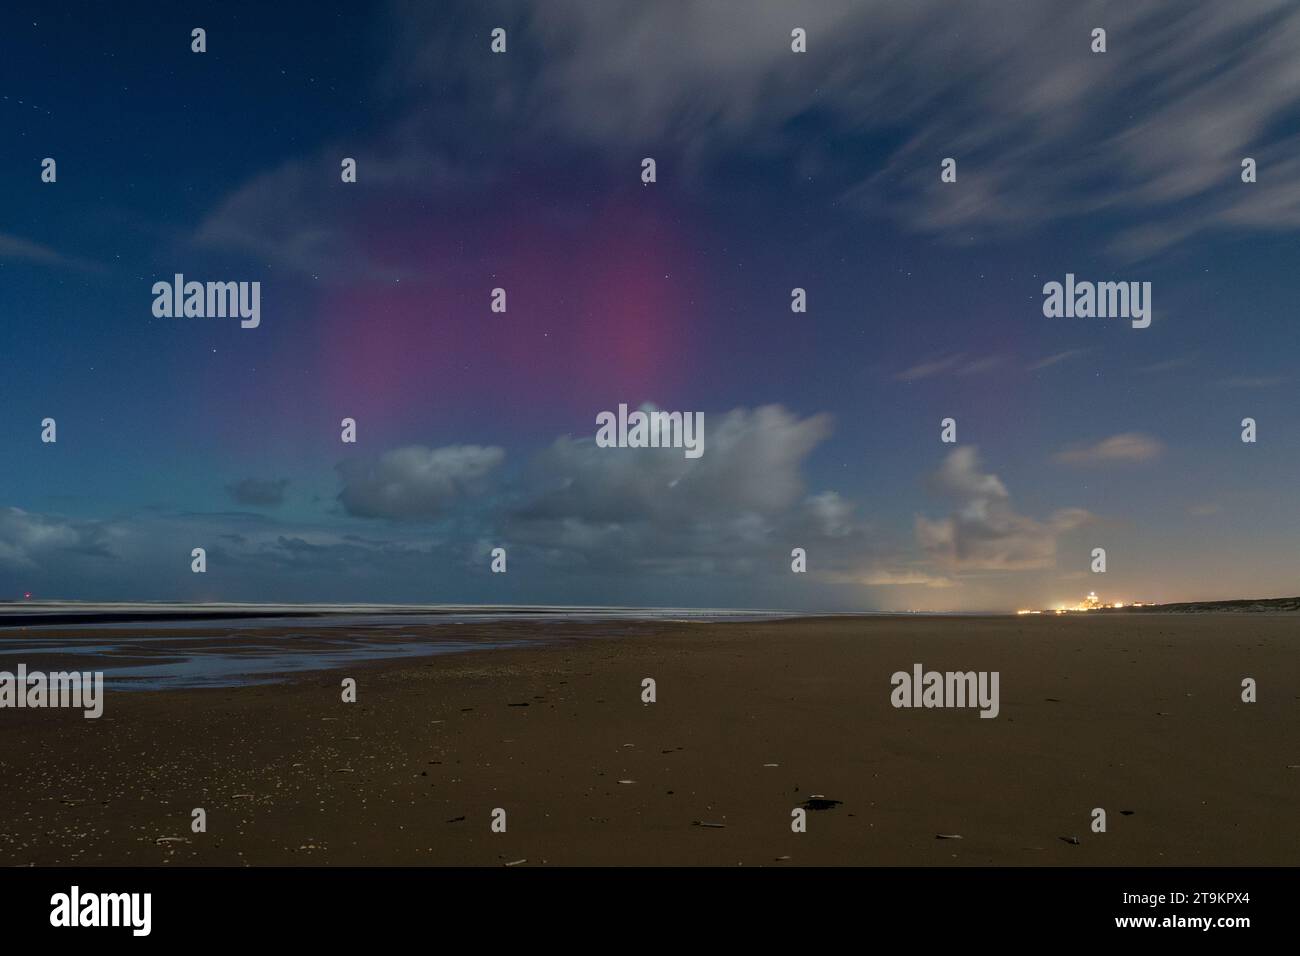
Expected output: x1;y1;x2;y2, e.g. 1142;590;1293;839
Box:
1016;592;1149;615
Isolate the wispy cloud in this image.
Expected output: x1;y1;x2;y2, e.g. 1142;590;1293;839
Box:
894;355;962;381
226;478;291;508
858;569;957;589
0;232;104;273
1053;432;1165;466
193;116;494;277
1027;349;1088;371
445;0;1300;257
1138;354;1196;373
958;355;1003;375
894;354;1002;382
197;0;1300;279
0;232;63;265
1215;376;1285;388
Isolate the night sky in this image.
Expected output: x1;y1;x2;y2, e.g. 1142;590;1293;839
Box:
2;1;1297;611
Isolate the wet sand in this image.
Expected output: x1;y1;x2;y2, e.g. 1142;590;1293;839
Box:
1;614;1296;866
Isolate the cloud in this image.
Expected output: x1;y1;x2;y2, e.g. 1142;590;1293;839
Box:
894;355;962;382
804;491;855;539
957;355;1003;375
1027;349;1087;371
857;568;957;589
1;410;875;602
1053;432;1165;465
916;447;1090;571
894;354;1002;382
1138;355;1196;373
337;445;505;519
1215;376;1285;388
454;1;1300;255
193;115;492;277
226;478;290;508
195;0;1300;281
0;508;116;570
0;232;65;265
927;446;1009;500
0;232;104;273
503;405;874;576
519;405;830;520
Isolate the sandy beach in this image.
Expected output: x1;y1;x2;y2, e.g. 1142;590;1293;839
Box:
1;613;1296;866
